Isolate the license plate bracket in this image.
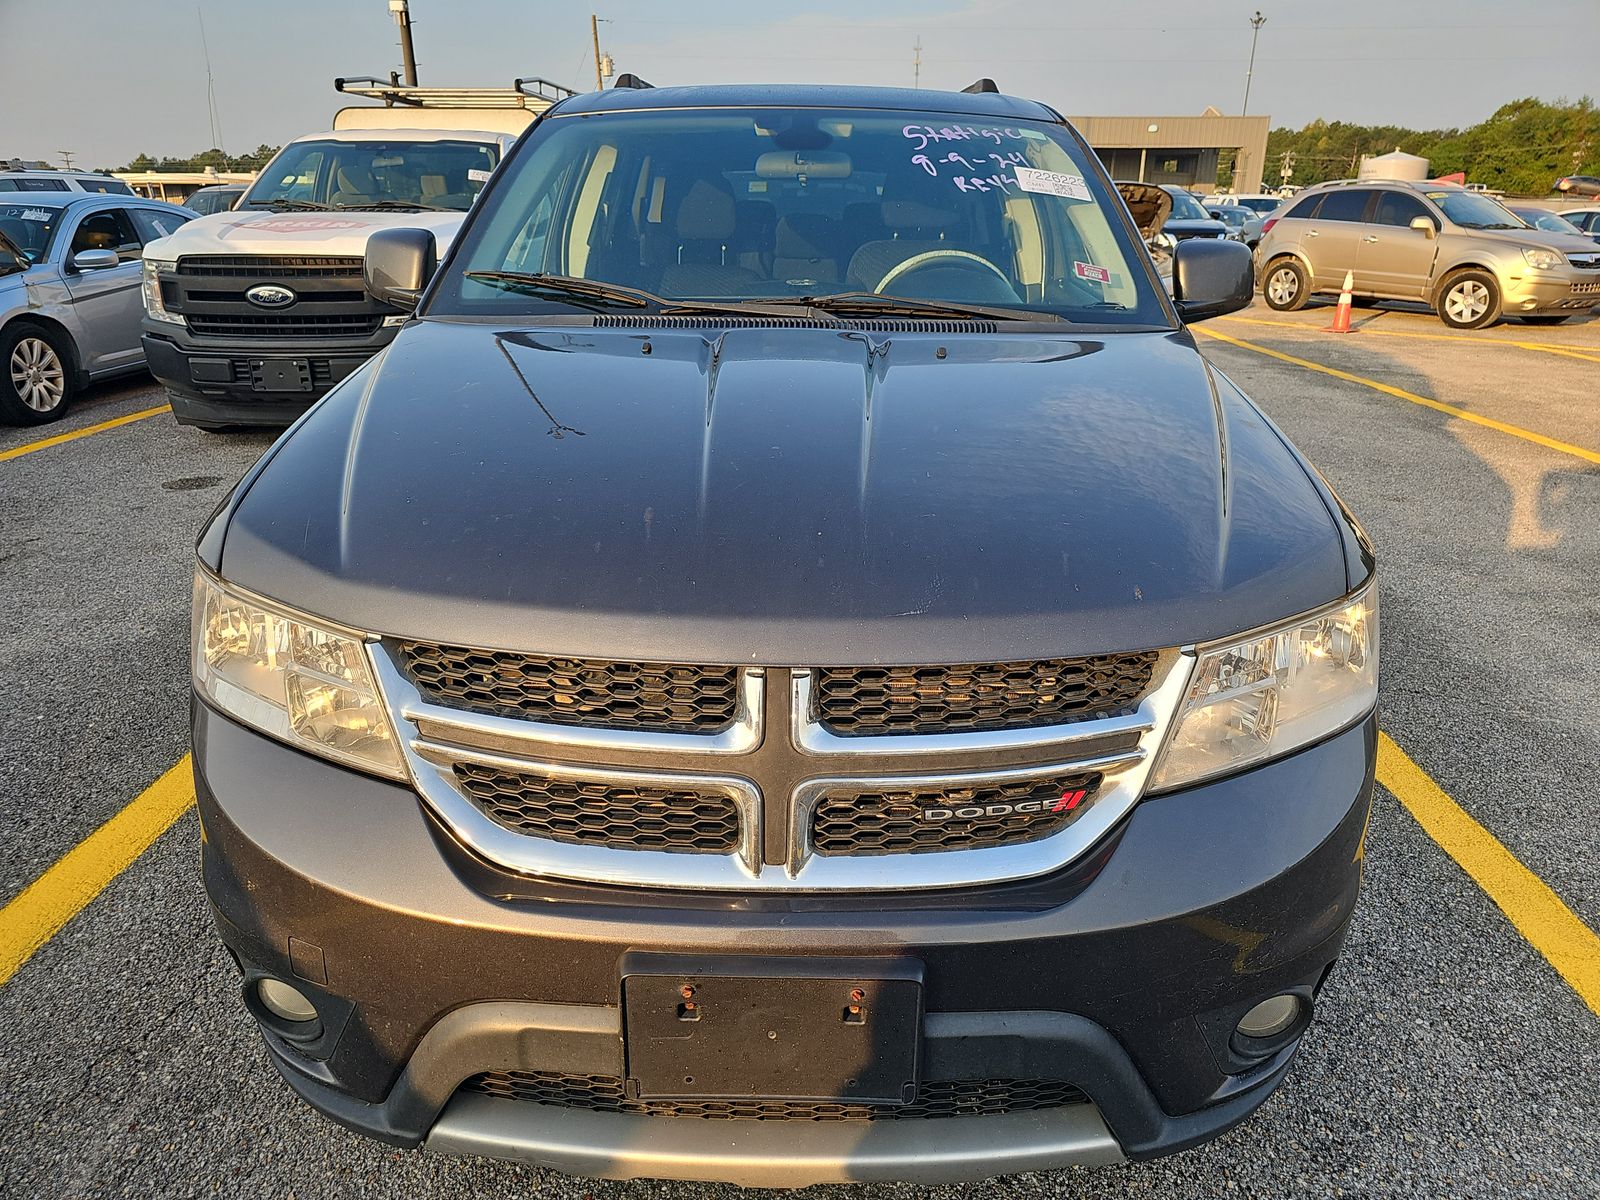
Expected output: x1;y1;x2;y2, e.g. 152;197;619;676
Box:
250;359;312;392
622;957;923;1104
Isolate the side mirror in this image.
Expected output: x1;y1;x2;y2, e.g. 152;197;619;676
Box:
71;249;121;271
364;227;436;311
1409;216;1437;239
1172;238;1254;323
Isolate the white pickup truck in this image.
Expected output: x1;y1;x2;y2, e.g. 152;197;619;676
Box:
140;76;573;428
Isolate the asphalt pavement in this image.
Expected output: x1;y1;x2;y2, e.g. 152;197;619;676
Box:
1;297;1597;1198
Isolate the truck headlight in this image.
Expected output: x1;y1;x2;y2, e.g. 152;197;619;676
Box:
1148;579;1377;792
192;570;405;780
1522;247;1563;271
142;257;183;324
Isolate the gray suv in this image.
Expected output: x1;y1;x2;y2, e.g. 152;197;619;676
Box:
1256;179;1600;328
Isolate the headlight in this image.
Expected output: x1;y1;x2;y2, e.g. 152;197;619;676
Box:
192;570;405;780
1522;247;1563;271
141;257;183;324
1148;579;1377;792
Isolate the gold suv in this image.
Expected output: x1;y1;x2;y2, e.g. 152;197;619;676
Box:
1255;179;1600;328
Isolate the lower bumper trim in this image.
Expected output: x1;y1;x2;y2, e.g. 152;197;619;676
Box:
426;1094;1125;1187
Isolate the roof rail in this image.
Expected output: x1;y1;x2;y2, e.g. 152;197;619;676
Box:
333;75;577;109
961;78;1000;94
612;72;654;90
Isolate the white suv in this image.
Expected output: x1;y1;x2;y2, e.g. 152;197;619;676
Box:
0;170;134;195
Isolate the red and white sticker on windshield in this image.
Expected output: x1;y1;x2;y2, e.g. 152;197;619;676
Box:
1074;261;1112;284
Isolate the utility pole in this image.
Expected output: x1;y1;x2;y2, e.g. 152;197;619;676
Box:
1241;10;1265;116
58;150;75;170
913;38;922;88
592;14;604;91
389;0;418;86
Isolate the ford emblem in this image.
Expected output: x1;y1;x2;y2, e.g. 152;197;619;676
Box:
246;284;297;308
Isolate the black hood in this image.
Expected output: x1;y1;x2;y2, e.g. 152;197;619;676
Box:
220;319;1352;664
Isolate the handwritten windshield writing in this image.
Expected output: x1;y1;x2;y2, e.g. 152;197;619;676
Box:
902;123;1028;152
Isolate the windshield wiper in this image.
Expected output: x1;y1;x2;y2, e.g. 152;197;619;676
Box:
360;199;456;212
792;291;1056;323
252;198;331;211
463;271;655;309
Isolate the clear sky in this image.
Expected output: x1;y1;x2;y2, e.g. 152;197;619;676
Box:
2;0;1596;170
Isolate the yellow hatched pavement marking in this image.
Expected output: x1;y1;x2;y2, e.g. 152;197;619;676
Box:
0;756;194;986
1377;734;1600;1017
1197;326;1600;466
0;404;171;464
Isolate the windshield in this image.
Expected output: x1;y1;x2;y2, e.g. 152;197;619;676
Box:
1165;189;1212;222
243;139;500;212
435;107;1167;326
0;203;61;263
1426;190;1522;230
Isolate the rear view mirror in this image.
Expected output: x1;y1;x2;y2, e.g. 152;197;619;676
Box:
1172;238;1253;323
71;249;120;271
364;227;436;311
1409;216;1437;238
755;151;851;179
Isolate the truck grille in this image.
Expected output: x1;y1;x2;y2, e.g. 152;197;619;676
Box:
811;652;1159;736
185;313;385;338
396;641;742;734
451;762;742;853
810;770;1104;856
176;255;365;278
460;1070;1088;1121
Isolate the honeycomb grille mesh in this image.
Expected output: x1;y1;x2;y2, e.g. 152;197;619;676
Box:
811;771;1103;856
451;764;741;853
395;642;741;734
812;652;1159;736
461;1071;1087;1121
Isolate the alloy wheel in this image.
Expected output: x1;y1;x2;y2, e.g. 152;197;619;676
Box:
1266;267;1299;306
1444;280;1490;324
9;336;66;413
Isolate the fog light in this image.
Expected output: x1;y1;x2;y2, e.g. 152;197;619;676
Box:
1236;994;1300;1040
257;978;318;1023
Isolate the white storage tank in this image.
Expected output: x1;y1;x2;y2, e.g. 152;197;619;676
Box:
1358;149;1431;181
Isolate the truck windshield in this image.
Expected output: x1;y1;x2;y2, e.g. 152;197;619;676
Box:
434;107;1167;326
243;139;500;212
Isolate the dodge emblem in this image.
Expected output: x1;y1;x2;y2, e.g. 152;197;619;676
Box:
246;284;297;308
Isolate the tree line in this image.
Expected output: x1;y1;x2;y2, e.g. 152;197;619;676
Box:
1263;97;1598;195
98;145;282;176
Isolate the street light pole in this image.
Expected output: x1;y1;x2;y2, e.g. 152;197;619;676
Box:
1241;10;1266;116
389;0;418;86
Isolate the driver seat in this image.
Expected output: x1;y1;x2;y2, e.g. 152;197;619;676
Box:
846;197;958;292
329;165;379;207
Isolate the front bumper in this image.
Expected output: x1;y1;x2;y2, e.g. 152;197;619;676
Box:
1498;270;1600;313
195;701;1375;1186
141;321;395;426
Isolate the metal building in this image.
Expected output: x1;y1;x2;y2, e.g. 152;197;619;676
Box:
1070;109;1272;194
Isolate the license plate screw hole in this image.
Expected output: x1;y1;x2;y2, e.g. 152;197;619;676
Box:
843;1005;866;1024
677;1003;700;1021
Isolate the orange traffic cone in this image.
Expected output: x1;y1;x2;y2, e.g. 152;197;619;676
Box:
1328;271;1355;333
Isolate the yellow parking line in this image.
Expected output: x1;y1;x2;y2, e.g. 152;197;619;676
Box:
0;403;171;464
1377;734;1600;1017
0;755;193;987
1217;314;1600;365
1197;327;1600;466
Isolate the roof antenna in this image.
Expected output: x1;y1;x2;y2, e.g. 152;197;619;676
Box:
197;5;225;153
961;78;999;95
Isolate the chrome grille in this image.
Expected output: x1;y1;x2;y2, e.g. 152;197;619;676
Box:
812;652;1159;736
395;641;741;734
451;762;741;853
810;770;1103;856
461;1070;1087;1120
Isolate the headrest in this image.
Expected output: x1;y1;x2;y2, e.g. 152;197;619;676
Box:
675;180;736;240
775;214;834;259
883;198;956;230
337;165;377;194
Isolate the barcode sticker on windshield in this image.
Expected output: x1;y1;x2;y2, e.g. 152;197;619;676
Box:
468;169;492;183
1015;167;1092;202
20;209;51;222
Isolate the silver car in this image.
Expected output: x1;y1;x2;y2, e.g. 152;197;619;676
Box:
0;192;193;423
1256;179;1600;329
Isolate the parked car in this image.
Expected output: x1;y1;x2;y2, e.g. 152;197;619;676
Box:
0;192;193;423
0;169;134;195
1553;175;1600;198
1203;192;1284;217
192;79;1377;1189
1507;206;1590;238
1121;181;1229;244
184;184;248;215
1206;202;1264;248
1556;207;1600;241
1256;179;1600;328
